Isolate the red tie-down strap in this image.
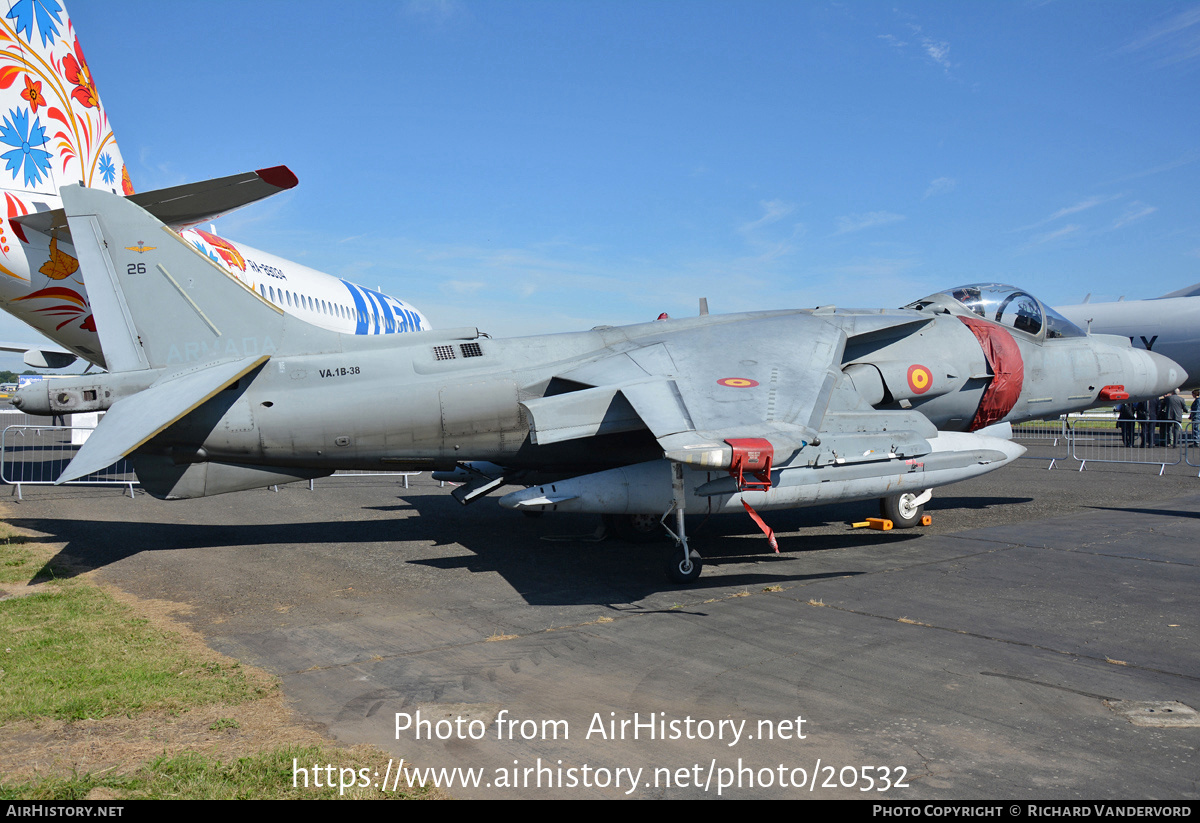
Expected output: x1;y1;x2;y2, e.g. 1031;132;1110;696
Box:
958;316;1025;431
725;438;778;551
741;500;779;553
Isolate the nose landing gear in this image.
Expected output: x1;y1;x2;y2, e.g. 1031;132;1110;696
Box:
879;489;932;529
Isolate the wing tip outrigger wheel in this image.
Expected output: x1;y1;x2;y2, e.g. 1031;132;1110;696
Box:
662;461;705;583
665;549;703;584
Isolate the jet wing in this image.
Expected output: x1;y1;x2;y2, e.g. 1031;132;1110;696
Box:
523;313;847;467
13;166;299;237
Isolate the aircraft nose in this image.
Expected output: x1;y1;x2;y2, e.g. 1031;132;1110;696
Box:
1131;348;1186;399
1149;349;1185;395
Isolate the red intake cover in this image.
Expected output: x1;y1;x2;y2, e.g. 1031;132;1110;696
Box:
958;316;1025;431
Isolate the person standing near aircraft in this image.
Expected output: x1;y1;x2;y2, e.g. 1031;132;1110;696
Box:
1155;396;1168;447
1165;389;1187;448
1118;402;1136;448
1136;400;1153;447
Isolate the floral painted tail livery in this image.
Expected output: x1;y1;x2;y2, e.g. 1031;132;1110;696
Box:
0;1;428;372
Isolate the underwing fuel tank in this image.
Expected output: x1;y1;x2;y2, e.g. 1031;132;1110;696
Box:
499;430;1024;515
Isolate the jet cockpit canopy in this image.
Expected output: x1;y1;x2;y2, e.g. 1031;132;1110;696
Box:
906;283;1086;341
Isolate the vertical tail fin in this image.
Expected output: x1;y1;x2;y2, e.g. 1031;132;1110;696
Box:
61;184;296;372
0;0;131;365
0;0;131;209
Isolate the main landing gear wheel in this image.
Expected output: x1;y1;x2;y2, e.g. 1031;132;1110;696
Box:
665;551;703;584
879;492;924;528
603;513;667;543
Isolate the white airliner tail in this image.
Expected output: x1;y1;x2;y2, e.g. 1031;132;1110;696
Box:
0;1;129;205
0;1;429;372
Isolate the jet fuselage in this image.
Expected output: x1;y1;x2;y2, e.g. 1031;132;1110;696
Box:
119;305;1177;478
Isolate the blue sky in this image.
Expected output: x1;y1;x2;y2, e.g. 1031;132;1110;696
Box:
6;0;1200;369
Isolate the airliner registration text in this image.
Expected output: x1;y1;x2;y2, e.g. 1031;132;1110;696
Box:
248;259;287;280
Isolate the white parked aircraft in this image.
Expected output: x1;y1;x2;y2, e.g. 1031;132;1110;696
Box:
0;0;428;371
1056;283;1200;389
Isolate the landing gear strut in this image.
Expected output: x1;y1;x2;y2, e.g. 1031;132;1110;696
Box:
662;462;704;583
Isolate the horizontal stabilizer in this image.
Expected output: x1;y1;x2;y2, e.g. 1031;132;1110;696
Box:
55;356;268;484
0;342;76;369
1157;282;1200;299
0;341;72;356
15;166;300;237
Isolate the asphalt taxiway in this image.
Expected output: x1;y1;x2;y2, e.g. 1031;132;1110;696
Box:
2;456;1197;799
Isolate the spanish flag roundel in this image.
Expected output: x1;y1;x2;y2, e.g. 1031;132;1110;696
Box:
717;377;759;388
907;364;932;395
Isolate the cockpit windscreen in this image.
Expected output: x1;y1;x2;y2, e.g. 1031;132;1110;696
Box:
938;283;1085;339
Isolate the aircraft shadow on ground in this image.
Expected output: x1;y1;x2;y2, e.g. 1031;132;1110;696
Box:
926;495;1033;510
6;489;1033;607
351;491;1035;604
1085;504;1200;520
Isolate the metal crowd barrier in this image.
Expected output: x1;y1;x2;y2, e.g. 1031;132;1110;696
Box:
1010;419;1070;468
1183;422;1200;474
309;470;422;490
0;408;67;428
1069;418;1185;475
1;424;137;499
1;424;425;498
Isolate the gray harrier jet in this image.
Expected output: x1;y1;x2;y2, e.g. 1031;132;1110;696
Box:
14;187;1183;581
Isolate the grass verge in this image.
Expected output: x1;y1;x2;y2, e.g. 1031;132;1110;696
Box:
0;580;267;723
0;526;440;799
2;745;439;800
